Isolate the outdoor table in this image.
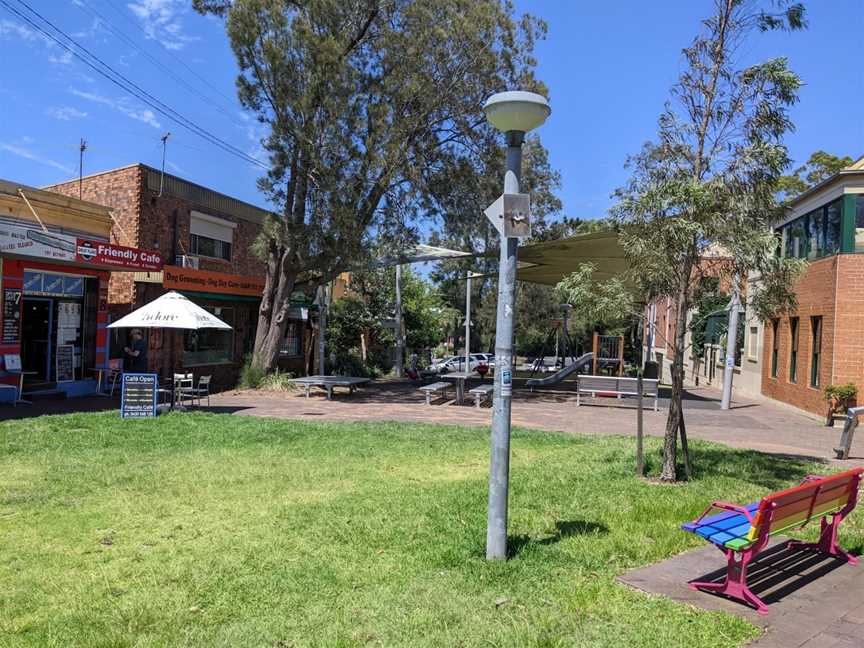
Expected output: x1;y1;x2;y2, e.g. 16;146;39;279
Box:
288;376;371;400
441;371;476;405
88;367;109;397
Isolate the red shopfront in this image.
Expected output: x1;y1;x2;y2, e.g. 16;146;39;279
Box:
0;229;162;398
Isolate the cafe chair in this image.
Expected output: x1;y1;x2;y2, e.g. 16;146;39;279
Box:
187;375;212;407
107;359;124;396
173;373;195;407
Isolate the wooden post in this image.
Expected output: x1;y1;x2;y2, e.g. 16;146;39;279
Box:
617;335;624;376
592;332;598;374
636;373;644;476
679;415;692;481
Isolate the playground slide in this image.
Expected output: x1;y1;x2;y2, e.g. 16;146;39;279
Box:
526;352;594;389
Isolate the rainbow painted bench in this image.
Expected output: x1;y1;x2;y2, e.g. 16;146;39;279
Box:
682;467;863;615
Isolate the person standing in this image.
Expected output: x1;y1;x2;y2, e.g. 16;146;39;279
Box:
123;329;148;372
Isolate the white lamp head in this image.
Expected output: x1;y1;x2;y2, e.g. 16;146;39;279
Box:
483;90;551;134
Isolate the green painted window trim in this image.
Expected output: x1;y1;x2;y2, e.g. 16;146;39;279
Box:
841;194;857;253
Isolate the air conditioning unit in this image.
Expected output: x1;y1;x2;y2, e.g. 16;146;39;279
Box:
174;255;199;269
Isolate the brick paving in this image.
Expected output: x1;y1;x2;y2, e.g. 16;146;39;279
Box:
204;379;859;465
620;539;864;647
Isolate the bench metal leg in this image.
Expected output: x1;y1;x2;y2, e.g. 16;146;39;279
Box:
689;547;768;615
576;391;581;407
304;385;311;398
654;394;658;412
426;392;432;406
326;385;334;400
787;513;859;564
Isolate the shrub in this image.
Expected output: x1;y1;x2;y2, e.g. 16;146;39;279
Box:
239;356;266;389
824;383;858;426
259;371;295;392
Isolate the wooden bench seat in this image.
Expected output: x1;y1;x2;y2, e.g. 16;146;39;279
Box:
576;375;659;411
419;381;450;405
468;384;494;409
682;468;863;614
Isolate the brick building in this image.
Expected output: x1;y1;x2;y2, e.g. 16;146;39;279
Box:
759;157;864;416
0;178;123;401
45;164;312;388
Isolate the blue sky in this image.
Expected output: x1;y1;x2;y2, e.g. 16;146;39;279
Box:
1;1;861;223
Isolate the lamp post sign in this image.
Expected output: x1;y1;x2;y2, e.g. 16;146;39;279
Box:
484;193;531;239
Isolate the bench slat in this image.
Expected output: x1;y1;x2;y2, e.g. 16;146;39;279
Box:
419;382;450;391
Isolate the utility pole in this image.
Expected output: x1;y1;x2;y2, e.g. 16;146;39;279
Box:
394;264;404;378
720;276;742;410
483;91;550;561
158;132;171;197
317;282;328;376
464;271;472;372
78;138;87;199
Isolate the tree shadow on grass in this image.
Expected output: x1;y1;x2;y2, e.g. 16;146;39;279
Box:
654;443;823;491
508;519;609;558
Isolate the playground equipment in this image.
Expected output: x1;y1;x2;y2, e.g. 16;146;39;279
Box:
528;304;579;378
526;352;593;390
591;332;624;376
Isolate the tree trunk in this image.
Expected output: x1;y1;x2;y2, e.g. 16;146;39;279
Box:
660;257;694;482
252;256;297;373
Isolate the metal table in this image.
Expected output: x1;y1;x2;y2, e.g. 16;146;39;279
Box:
441;371;476;405
288;376;371;400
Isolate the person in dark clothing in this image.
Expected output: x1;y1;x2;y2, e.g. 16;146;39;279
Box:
123;329;148;372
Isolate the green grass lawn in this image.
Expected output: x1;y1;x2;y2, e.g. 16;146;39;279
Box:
1;412;859;647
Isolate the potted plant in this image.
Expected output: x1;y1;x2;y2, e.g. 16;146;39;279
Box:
824;383;858;426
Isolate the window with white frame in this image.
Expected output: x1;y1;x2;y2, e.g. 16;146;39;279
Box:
190;211;236;261
748;326;759;360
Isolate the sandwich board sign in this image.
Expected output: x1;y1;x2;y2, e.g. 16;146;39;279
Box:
120;373;158;418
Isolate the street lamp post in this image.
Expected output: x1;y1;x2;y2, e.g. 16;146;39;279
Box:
483;90;550;560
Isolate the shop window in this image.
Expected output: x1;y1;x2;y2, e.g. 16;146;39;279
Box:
856;195;864;253
280;322;302;357
827;200;842;255
776;199;843;259
810;316;822;388
771;320;779;378
184;306;234;365
789;317;799;383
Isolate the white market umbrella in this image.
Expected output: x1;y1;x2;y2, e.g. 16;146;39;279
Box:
108;292;232;407
108;291;232;331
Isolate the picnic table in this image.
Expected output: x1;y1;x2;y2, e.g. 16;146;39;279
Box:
440;371;476;406
289;375;371;400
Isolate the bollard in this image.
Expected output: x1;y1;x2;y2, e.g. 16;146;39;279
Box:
834;406;864;460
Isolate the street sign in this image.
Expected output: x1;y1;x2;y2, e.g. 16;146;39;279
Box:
484;193;531;239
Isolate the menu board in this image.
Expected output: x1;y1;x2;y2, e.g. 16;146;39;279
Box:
121;373;158;418
55;344;75;383
2;288;21;343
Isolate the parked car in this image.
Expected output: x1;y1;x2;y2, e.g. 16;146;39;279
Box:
472;353;494;367
430;355;481;373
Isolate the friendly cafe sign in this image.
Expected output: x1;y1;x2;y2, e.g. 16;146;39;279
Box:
76;240;163;271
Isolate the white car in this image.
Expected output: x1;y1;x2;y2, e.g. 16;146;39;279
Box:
430;355;481;373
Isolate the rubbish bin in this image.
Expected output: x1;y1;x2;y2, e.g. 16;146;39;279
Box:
643;361;659;380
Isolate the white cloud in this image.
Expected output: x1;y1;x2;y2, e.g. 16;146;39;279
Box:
0;19;73;65
126;0;198;50
69;88;162;129
0;141;74;175
47;106;89;121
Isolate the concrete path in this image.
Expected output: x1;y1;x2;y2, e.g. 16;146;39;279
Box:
620;538;864;647
205;380;857;465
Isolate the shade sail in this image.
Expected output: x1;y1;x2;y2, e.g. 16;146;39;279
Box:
515;230;629;286
107;291;232;330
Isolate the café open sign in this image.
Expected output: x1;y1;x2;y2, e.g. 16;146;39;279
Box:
76;240;163;271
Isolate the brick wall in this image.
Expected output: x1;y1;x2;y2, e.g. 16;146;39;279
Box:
44;164;266;306
761;255;847;416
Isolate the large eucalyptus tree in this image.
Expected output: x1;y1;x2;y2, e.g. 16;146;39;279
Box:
195;0;546;371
